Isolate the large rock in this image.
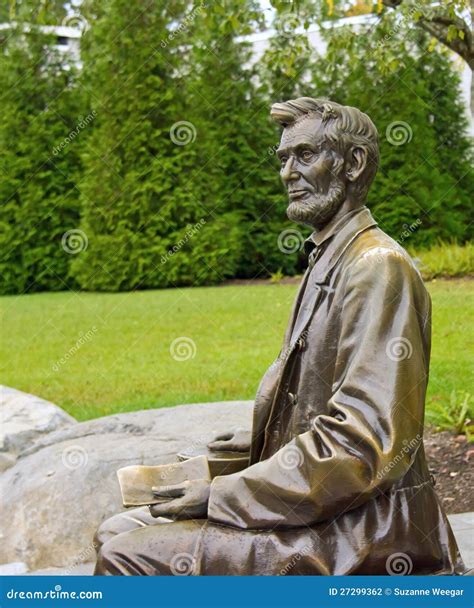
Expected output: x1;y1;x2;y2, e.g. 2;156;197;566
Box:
0;400;253;571
0;386;76;465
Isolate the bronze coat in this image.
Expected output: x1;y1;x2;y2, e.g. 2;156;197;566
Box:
95;207;464;576
201;207;463;575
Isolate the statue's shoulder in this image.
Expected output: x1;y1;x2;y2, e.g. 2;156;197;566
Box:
343;225;423;282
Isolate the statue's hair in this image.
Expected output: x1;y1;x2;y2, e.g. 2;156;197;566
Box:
270;97;379;201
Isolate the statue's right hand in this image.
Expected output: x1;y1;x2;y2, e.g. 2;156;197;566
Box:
207;428;251;453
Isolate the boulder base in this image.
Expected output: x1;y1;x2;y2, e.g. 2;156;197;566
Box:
0;386;75;462
0;400;252;571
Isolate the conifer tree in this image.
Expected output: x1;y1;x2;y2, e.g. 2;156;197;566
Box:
71;0;194;291
183;3;286;280
315;23;473;246
0;19;84;294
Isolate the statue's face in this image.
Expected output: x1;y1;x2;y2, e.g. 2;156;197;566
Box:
277;116;346;229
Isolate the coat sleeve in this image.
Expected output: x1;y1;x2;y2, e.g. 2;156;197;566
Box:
207;248;431;529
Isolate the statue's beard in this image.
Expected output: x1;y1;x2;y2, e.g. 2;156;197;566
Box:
286;182;346;228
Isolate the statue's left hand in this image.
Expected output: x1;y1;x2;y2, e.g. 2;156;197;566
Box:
148;479;210;520
207;428;251;452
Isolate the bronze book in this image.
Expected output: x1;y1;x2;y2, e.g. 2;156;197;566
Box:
117;455;211;507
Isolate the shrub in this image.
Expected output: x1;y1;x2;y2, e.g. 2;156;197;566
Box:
427;390;473;440
410;242;474;280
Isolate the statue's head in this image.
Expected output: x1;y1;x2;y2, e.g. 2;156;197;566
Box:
271;97;379;229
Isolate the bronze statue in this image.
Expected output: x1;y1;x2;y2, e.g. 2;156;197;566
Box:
93;98;464;576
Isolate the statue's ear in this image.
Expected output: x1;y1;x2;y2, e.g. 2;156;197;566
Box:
347;146;367;183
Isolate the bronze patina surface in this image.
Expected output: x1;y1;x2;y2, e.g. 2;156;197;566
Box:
94;98;464;576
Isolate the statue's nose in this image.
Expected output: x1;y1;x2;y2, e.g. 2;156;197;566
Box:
281;157;298;183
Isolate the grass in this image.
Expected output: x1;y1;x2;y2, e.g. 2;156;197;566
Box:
1;279;472;422
422;278;474;428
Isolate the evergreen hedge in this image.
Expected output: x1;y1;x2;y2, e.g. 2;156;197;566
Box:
0;3;472;294
0;26;84;294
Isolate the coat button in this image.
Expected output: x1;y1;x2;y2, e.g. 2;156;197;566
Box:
297;335;306;349
288;392;298;406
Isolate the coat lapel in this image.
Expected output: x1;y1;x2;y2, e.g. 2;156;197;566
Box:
250;208;377;464
289;207;377;351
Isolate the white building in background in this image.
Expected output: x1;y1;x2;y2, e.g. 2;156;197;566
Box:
47;24;82;64
0;15;471;131
0;22;81;66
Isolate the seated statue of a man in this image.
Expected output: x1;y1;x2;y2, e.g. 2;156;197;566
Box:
93;97;464;576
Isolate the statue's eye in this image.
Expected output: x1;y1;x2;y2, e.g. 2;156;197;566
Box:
280;156;288;167
301;150;314;162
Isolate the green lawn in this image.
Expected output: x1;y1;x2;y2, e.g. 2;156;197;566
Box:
1;279;472;422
